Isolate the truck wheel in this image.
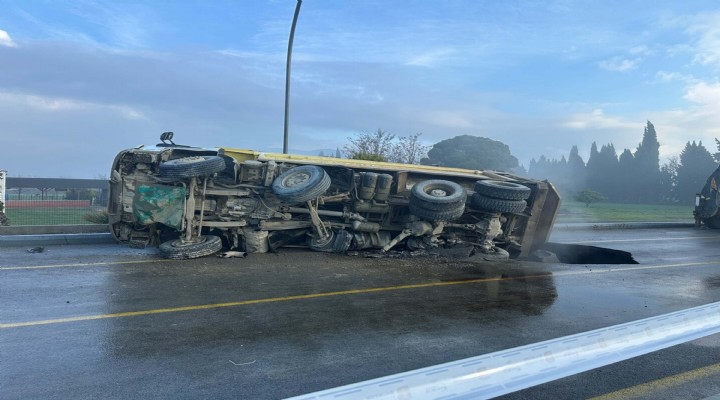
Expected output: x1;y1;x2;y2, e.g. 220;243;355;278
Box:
474;180;531;200
272;165;331;203
409;202;465;222
409;180;467;211
159;235;222;259
308;230;353;252
471;193;527;214
159;156;226;180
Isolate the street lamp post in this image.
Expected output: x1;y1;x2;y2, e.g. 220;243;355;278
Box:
283;0;303;154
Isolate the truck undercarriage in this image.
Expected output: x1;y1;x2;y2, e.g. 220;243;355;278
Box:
108;140;560;260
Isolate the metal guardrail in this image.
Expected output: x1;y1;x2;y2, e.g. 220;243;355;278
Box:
3;177;108;226
288;301;720;400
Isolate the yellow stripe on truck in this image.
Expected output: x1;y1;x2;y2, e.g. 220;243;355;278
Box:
220;147;504;180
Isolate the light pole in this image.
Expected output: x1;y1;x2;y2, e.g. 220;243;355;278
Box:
283;0;302;154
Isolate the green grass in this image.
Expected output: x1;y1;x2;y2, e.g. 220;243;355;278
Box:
5;207;106;226
556;201;694;223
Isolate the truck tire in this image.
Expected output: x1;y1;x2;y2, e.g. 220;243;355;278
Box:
309;230;353;252
471;193;527;214
159;156;226;180
272;165;331;203
159;235;223;259
409;202;465;222
474;180;531;200
409;180;467;211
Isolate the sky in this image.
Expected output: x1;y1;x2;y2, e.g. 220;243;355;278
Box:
1;0;720;177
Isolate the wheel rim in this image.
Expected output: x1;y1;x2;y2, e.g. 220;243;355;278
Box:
284;172;311;187
172;156;205;165
429;188;448;197
172;237;206;247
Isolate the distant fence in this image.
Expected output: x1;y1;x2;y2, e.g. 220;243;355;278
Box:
3;178;108;226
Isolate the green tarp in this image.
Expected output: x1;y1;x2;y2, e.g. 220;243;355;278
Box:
133;185;186;229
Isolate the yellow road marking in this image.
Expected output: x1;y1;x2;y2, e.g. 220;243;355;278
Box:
0;259;172;271
2;260;720;329
590;362;720;400
566;235;720;244
0;276;532;329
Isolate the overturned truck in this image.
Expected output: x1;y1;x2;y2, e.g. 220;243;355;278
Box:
108;135;560;259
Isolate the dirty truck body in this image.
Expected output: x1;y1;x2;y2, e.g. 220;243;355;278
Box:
695;165;720;228
108;142;560;259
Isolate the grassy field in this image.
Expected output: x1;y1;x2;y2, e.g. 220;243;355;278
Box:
555;201;694;223
5;207;106;226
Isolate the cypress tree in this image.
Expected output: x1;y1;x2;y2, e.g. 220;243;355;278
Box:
633;121;662;202
567;145;586;193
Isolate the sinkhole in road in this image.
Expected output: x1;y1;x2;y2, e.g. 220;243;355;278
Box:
538;242;638;264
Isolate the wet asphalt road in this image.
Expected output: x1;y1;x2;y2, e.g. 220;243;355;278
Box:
2;227;720;399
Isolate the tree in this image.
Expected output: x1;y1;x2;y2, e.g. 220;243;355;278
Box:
617;149;635;202
586;143;619;200
676;141;717;204
632;121;662;203
351;152;386;162
714;138;720;162
526;145;586;198
659;156;679;203
343;129;429;164
344;129;396;161
421;135;519;171
389;133;430;164
566;145;586;192
575;190;607;207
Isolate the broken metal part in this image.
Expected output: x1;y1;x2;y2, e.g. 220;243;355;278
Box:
183;177;197;242
284;206;366;222
197;177;208;237
382;221;434;252
306;199;330;241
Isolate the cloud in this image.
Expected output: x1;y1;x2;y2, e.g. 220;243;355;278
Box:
421;110;473;129
640;80;720;159
685;12;720;67
0;29;17;47
598;57;640;72
561;109;637;130
628;45;650;55
684;81;720;106
655;70;696;83
406;48;457;67
0;91;145;119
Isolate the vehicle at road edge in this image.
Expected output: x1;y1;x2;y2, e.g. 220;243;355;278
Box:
695;165;720;228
